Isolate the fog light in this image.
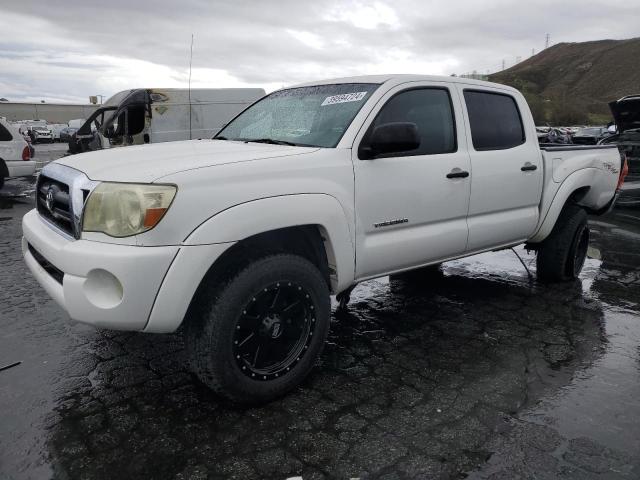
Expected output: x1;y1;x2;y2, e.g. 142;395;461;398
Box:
83;269;124;309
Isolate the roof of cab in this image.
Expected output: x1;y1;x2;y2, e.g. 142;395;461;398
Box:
290;74;518;93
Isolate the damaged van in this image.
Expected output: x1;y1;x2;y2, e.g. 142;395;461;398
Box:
69;88;265;154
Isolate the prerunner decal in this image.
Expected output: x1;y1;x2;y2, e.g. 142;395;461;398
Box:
321;91;368;106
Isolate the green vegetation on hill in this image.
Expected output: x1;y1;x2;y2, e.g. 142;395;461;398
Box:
489;37;640;125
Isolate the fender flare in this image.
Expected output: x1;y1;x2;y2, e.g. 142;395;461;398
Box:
184;194;356;292
529;168;598;243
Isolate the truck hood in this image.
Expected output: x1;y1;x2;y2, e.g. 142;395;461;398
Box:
56;140;319;182
609;95;640;133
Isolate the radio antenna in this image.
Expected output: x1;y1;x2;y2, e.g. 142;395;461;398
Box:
188;33;194;139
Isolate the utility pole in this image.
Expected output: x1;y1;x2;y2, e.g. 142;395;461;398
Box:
502;59;505;70
545;33;550;49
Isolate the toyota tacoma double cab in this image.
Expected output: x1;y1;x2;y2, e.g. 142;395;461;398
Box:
22;75;627;403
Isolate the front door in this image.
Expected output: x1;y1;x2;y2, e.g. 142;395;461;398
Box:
353;82;471;279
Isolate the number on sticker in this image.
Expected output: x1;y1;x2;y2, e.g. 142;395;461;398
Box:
321;92;368;106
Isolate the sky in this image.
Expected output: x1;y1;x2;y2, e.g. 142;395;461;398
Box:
0;0;638;104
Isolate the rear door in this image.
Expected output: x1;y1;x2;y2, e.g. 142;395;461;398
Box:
457;86;543;251
353;82;471;279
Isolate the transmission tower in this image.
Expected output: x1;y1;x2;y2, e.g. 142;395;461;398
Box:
545;33;550;49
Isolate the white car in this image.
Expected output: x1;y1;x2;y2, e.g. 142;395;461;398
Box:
0;118;36;189
22;75;626;403
30;126;53;144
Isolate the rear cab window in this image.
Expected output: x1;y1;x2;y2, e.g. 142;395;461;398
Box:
463;90;525;150
0;123;14;142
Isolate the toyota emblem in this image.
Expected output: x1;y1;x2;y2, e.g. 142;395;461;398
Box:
45;187;55;213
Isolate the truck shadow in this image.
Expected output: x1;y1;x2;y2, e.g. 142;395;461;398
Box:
44;256;608;479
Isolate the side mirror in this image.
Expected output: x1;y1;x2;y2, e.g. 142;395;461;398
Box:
360;122;420;159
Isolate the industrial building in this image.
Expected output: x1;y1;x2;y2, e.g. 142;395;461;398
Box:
0;101;99;123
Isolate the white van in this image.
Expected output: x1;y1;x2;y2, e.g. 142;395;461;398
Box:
0;117;35;189
70;88;265;153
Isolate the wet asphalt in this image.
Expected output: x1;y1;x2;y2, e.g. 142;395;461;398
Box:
1;144;639;479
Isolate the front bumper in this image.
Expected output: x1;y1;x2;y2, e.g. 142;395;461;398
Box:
22;209;234;332
22;209;178;331
7;160;36;178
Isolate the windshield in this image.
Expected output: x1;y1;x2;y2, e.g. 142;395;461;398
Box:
103;90;134;107
216;83;379;147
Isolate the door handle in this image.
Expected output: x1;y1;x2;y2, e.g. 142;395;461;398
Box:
446;169;470;179
521;162;538;171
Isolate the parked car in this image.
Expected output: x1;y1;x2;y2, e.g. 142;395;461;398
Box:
28;126;53;144
0;117;35;189
49;124;68;142
600;94;640;207
22;75;626;403
69;88;265;154
59;127;77;143
572;126;611;145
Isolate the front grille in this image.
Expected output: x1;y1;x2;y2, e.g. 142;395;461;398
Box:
28;243;64;284
37;174;74;237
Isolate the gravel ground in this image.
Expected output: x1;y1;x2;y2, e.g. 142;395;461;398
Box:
1;144;639;479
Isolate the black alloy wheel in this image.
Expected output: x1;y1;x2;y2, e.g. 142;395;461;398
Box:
185;254;330;404
232;281;317;381
571;223;590;277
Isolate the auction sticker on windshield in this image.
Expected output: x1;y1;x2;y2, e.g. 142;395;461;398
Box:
321;91;368;106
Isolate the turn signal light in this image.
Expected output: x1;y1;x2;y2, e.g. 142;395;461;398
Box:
143;207;169;228
22;146;30;161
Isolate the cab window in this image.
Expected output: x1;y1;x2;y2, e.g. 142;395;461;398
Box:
363;88;457;157
463;90;525;150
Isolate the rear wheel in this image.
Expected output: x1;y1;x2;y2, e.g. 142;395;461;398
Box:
536;205;589;282
185;254;330;404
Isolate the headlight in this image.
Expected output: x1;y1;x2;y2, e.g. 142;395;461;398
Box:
82;183;177;237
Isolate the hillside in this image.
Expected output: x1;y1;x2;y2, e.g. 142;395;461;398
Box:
489;37;640;125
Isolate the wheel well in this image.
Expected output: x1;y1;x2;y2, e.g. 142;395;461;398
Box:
569;186;590;204
181;225;333;331
194;225;332;298
525;187;591;250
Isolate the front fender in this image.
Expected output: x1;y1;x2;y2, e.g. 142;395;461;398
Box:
184;194;356;292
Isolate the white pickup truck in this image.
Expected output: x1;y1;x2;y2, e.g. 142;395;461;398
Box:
22;75;627;403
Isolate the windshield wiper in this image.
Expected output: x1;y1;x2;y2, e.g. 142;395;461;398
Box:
244;138;299;146
213;136;228;140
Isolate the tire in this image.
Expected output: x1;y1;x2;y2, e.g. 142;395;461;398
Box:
185;254;330;404
0;176;4;190
536;205;589;283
